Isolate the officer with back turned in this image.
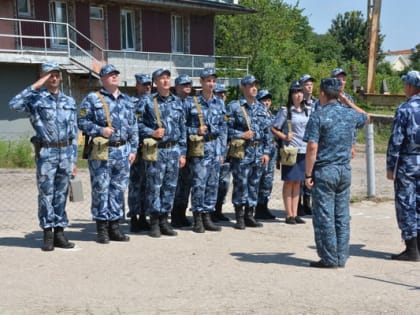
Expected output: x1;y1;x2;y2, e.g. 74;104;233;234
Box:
9;62;78;251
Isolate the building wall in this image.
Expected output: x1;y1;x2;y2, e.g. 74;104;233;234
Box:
0;1;15;50
142;9;171;53
190;15;214;55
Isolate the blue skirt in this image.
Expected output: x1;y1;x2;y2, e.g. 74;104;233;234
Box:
281;153;306;181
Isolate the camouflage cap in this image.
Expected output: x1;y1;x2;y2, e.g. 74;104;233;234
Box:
401;70;420;88
257;89;272;100
241;75;258;86
152;68;171;80
135;73;152;84
175;74;192;85
299;74;316;84
99;64;120;77
331;68;347;77
289;80;303;91
214;83;227;93
41;62;60;73
200;68;217;78
320;78;342;91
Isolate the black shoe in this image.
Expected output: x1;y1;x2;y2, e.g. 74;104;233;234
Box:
244;207;263;228
294;216;306;224
138;214;151;231
309;261;337;269
41;228;54;251
159;214;178;236
211;211;230;222
109;220;130;242
149;214;161;238
54;227;75;249
285;217;296;224
192;212;205;233
96;221;110;244
202;212;221;232
129;216;141;233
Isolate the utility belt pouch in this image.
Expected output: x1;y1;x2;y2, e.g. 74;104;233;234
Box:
228;138;246;159
142;138;158;162
91;136;109;161
187;134;204;158
279;146;298;166
69;175;84;202
30;136;41;158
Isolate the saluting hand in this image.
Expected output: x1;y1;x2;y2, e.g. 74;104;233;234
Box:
31;73;51;90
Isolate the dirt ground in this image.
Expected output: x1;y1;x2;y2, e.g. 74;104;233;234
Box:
1;147;419;315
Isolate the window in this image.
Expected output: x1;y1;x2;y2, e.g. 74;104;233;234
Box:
90;6;104;20
17;0;31;17
121;9;135;50
171;15;185;53
49;1;68;46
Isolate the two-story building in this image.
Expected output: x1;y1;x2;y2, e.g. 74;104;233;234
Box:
0;0;254;138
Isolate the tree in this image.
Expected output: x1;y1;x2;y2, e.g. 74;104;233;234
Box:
409;43;420;70
328;11;384;65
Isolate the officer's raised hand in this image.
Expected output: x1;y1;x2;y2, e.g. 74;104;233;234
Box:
31;72;52;90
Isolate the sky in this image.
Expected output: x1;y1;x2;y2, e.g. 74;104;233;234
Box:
282;0;420;52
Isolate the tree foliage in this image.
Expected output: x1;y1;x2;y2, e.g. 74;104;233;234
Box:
409;43;420;70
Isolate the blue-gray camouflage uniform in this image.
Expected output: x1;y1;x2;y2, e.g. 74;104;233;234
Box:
138;93;186;215
303;99;367;267
185;93;227;213
9;86;78;229
127;95;146;219
258;107;278;205
78;88;138;221
227;97;271;207
386;93;420;241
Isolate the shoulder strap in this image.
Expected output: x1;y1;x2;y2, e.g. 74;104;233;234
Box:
96;91;112;128
239;101;251;130
193;96;205;127
153;97;162;128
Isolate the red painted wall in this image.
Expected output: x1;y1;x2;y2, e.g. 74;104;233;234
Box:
190;15;214;55
75;2;90;50
107;4;121;50
21;0;49;47
142;9;171;53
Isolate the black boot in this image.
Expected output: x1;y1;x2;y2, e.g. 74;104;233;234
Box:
297;194;305;217
109;220;130;242
211;202;230;222
171;207;192;228
138;214;150;231
391;238;420;261
255;202;276;220
192;212;205;233
129;216;141;233
41;228;54;251
149;213;161;238
96;220;110;244
234;206;245;230
244;206;263;228
159;213;178;236
202;212;221;231
303;195;312;215
54;227;75;249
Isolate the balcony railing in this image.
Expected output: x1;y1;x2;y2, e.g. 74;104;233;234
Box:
0;17;248;86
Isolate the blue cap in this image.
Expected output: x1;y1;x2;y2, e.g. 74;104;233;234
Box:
175;74;192;85
289;80;303;91
320;78;342;91
214;84;227;93
41;62;60;73
331;68;347;77
99;64;120;77
257;89;272;100
401;70;420;88
152;68;171;80
241;75;258;86
135;73;152;84
299;74;316;84
200;68;217;78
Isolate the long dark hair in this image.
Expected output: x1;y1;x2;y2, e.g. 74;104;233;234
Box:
287;81;303;120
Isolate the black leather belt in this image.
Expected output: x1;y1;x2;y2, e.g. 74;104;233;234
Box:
204;134;217;142
248;141;261;147
40;139;73;148
108;140;127;147
158;141;176;148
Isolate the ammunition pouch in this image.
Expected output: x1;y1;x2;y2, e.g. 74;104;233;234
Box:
228;138;246;160
187;134;204;158
91;136;109;161
142;138;158;162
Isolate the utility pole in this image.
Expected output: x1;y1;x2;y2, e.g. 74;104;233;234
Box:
366;0;381;93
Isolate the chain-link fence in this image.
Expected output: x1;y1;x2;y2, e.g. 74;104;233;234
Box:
0;145;394;232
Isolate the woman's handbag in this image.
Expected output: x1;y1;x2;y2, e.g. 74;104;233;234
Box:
187;97;205;158
280;146;298;166
279;118;298;166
